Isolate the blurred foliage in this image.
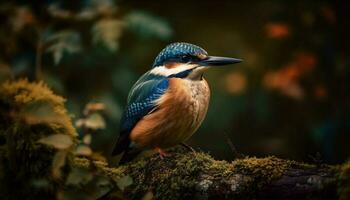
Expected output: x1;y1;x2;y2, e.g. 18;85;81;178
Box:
46;30;82;65
0;0;349;173
0;80;136;199
0;0;173;160
38;134;74;150
125;11;173;40
0;79;77;199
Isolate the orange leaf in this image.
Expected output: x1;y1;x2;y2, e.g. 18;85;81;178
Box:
265;23;290;39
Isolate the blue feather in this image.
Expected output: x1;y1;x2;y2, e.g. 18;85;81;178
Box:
113;72;169;155
153;42;208;67
120;72;169;133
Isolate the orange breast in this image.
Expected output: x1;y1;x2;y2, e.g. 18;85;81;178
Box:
130;78;210;149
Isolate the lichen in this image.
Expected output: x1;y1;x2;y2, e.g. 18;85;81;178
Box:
338;160;350;200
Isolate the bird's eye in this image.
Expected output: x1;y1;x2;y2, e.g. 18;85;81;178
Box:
181;55;192;62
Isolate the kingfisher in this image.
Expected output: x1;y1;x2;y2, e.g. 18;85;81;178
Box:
112;42;242;164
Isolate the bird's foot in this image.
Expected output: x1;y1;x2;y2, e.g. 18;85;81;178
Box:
154;147;170;159
181;142;196;153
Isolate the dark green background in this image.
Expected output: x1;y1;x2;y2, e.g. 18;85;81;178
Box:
1;0;349;164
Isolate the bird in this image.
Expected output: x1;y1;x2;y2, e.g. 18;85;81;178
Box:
112;42;242;164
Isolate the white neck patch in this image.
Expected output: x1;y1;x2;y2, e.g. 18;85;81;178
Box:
150;64;197;77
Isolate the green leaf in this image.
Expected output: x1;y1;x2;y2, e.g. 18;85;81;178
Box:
86;113;106;129
52;151;68;179
66;168;93;186
95;176;115;199
115;175;133;191
38;134;73;149
125;11;173;40
45;30;81;65
76;113;106;130
22;102;62;125
92;19;124;51
83;134;92;145
74;144;92;156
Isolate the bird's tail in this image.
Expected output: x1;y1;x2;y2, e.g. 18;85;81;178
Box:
112;130;141;164
112;131;130;156
118;148;142;165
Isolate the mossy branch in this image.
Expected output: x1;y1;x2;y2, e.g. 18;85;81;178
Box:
73;149;340;200
0;80;349;200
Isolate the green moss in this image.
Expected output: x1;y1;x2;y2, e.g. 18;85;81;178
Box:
338;160;350;200
71;148;337;200
101;148;291;199
74;157;125;180
0;79;76;137
108;149;213;199
231;156;290;189
0;79;77;199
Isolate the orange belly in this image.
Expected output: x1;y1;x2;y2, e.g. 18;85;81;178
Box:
130;78;210;149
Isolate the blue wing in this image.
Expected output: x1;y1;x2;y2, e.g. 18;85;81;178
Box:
112;72;169;155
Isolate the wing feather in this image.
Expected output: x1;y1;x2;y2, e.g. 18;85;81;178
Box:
112;72;168;155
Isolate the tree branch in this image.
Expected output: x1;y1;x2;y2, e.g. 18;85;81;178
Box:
74;149;340;200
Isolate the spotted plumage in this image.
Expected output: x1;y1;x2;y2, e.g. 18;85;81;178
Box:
121;74;169;132
153;42;208;67
113;42;242;164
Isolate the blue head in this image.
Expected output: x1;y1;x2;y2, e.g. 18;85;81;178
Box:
151;42;242;79
153;43;208;67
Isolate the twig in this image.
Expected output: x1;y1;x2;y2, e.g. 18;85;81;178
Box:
180;142;196;153
223;131;243;159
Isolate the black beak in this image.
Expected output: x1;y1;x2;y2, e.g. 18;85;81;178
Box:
199;56;242;66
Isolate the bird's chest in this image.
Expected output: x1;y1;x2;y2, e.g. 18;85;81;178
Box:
162;78;210;139
177;79;210;120
130;78;210;148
